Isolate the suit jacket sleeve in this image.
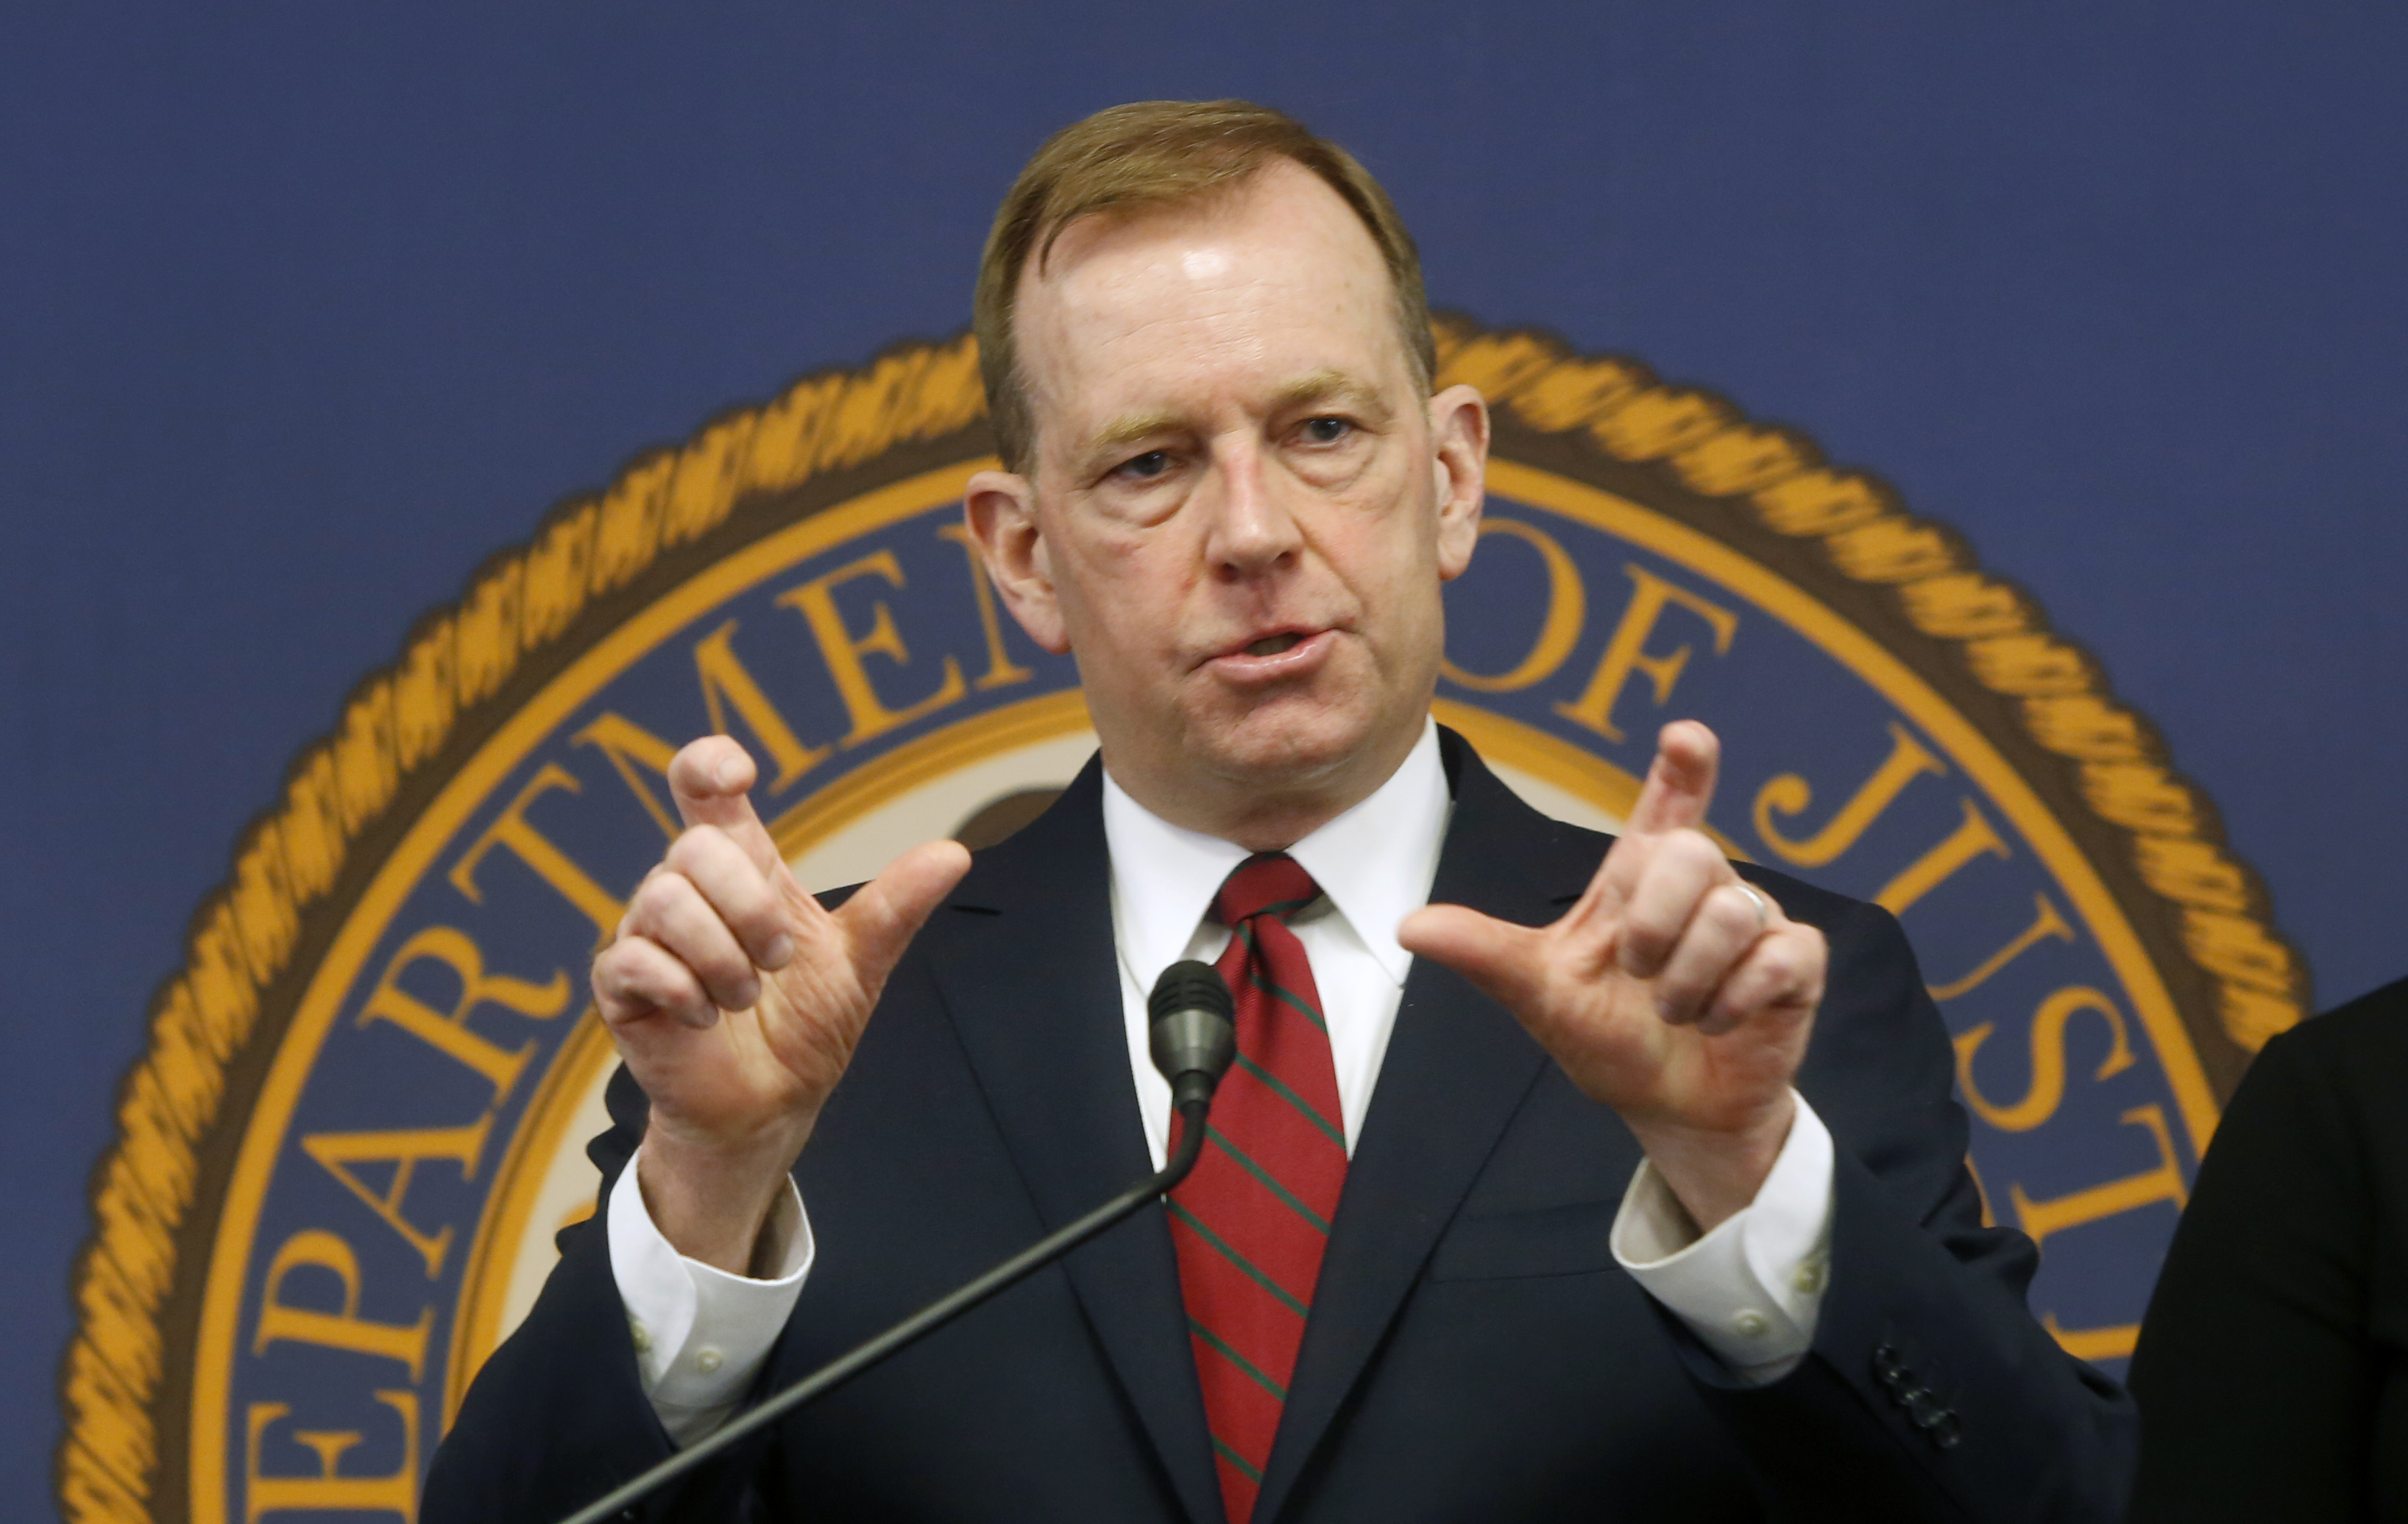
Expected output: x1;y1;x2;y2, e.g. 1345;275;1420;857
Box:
422;1064;778;1524
1700;885;2138;1522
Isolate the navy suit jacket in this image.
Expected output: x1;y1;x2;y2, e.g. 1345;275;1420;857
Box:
427;730;2134;1522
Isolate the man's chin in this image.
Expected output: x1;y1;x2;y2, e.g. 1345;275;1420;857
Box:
1190;706;1394;793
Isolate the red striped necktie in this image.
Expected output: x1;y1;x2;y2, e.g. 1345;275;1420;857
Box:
1167;853;1348;1524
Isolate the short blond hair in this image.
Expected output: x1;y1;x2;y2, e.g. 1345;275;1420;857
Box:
973;100;1435;473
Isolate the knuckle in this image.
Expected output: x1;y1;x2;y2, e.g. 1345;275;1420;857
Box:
666;825;723;871
631;867;693;917
1611;832;1656;867
1753;947;1802;989
1709;890;1756;938
1667;831;1721;871
592;940;643;991
688;930;752;982
589;958;625;1012
1620;928;1669;971
1656;973;1708;1016
596;944;681;1023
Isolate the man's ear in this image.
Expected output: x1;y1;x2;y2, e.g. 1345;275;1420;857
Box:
962;470;1071;655
1428;383;1489;580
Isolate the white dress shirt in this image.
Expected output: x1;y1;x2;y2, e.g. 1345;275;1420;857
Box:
609;721;1836;1445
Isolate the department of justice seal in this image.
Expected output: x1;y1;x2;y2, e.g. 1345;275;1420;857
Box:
59;321;2306;1522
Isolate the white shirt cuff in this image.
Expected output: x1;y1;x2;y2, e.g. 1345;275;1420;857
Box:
605;1145;814;1446
1611;1091;1835;1385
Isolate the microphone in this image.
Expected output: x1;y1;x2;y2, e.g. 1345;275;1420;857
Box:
557;960;1238;1524
1151;957;1240;1113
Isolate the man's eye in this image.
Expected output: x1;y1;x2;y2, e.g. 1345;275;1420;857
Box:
1113;450;1172;480
1300;416;1353;444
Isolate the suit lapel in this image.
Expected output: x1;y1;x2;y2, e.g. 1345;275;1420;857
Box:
927;758;1225;1524
1251;733;1601;1524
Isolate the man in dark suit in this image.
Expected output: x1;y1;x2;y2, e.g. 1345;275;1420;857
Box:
426;100;2133;1521
2127;975;2408;1519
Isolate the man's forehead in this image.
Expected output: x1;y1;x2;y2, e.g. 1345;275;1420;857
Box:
1015;164;1393;347
1031;158;1362;277
1012;170;1410;464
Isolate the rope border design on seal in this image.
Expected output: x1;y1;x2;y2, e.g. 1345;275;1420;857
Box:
56;323;2306;1521
57;337;985;1522
1429;316;2305;1056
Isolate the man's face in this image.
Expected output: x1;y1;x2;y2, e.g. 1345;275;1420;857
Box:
968;160;1487;836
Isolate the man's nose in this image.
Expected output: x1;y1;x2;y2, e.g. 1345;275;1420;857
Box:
1204;439;1303;581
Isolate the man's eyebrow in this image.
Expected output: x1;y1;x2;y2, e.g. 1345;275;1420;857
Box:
1087;410;1187;457
1080;372;1395;462
1270;370;1393;421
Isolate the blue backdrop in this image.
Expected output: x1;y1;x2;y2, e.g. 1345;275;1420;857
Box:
5;5;2404;1509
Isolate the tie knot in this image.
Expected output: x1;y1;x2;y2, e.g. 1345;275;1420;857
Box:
1214;853;1320;927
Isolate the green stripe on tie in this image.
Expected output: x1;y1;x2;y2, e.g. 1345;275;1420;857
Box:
1167;1201;1311;1318
1206;1126;1332;1234
1188;1317;1289;1401
1246;962;1328;1033
1211;1435;1266;1485
1232;1052;1346;1149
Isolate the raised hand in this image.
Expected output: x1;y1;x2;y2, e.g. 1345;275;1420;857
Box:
1399;721;1825;1231
591;735;971;1272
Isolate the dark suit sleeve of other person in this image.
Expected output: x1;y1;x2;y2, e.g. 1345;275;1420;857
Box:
1663;877;2136;1522
2126;975;2408;1522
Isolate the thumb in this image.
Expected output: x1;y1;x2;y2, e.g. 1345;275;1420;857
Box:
832;838;973;989
1399;903;1547;1012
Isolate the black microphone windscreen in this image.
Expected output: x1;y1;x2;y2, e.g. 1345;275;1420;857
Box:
1147;960;1236;1089
1148;958;1234;1025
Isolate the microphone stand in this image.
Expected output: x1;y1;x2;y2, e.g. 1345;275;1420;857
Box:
557;1094;1216;1524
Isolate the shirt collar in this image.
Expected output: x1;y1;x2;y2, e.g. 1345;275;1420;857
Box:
1101;719;1450;992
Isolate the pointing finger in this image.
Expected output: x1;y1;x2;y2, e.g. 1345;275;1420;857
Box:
669;737;787;880
1623;721;1721;838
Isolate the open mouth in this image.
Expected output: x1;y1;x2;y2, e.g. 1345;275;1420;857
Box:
1208;627;1332;678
